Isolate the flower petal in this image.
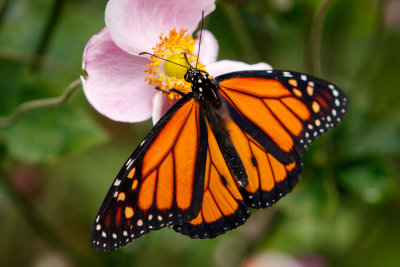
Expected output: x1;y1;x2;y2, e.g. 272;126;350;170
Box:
151;92;178;125
82;28;156;122
206;60;272;77
194;30;219;65
105;0;216;55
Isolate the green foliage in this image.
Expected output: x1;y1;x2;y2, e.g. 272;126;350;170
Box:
0;0;399;266
0;105;108;163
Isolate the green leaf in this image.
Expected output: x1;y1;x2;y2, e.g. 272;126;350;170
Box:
338;162;396;205
0;105;108;164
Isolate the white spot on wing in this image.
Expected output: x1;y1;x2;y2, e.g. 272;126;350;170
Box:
301;74;307;81
126;158;134;169
126;158;132;166
283;71;292;77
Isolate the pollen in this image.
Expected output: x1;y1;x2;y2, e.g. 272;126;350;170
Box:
144;28;206;100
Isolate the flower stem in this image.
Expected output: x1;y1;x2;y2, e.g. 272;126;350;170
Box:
0;78;82;128
309;0;334;76
0;0;13;31
221;3;260;62
31;0;66;71
349;0;387;91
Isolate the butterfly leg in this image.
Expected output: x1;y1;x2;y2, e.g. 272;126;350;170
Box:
170;88;186;97
155;86;186;97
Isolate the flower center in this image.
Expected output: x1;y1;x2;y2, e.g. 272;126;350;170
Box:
144;28;205;100
164;54;189;80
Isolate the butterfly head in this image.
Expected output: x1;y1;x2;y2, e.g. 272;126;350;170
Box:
184;66;220;106
184;67;203;83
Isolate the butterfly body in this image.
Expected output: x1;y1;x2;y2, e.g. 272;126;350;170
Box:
91;68;347;251
185;67;249;187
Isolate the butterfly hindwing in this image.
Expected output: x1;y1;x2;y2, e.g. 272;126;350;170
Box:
225;118;302;209
91;94;208;251
217;70;348;164
173;119;250;238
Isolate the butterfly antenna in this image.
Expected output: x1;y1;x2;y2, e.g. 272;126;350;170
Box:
139;52;189;69
183;53;193;68
195;10;205;68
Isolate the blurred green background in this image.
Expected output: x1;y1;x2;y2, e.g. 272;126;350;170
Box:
0;0;399;266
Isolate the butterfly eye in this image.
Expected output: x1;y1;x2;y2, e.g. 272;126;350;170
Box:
184;72;190;82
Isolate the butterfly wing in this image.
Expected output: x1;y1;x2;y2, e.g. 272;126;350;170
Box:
91;93;208;251
173;119;250;238
225;118;302;208
217;70;348;164
216;70;347;207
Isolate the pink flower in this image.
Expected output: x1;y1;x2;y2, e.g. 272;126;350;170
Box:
82;0;271;124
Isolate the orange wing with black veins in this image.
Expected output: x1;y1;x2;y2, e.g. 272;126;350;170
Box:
216;70;347;208
91;94;208;251
173;119;250;238
217;70;348;164
226;118;301;208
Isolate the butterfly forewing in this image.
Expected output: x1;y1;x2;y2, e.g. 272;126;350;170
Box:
217;70;348;164
91;94;208;251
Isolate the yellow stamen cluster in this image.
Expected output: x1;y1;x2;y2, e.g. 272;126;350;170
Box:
144;28;206;100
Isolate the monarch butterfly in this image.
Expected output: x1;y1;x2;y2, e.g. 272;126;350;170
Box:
90;54;348;250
